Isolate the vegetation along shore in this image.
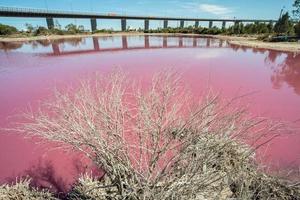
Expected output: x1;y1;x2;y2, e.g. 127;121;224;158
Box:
1;7;300;53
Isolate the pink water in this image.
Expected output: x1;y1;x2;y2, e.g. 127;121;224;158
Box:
0;35;299;192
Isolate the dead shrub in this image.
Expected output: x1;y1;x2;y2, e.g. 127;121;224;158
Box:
12;69;300;199
0;179;55;200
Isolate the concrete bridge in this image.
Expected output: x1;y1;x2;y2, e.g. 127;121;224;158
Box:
0;6;278;31
46;36;227;56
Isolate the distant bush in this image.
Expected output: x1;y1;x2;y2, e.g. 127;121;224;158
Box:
33;26;51;36
65;24;85;34
0;23;18;35
93;29;114;34
225;22;273;35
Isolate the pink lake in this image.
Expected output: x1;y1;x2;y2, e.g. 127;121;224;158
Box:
0;35;299;192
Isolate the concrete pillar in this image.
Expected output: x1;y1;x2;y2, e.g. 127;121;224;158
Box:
90;18;97;32
46;18;54;29
163;20;168;29
195;21;199;28
122;35;128;49
121;19;127;31
222;21;226;29
209;21;213;28
180;20;184;28
144;19;149;31
163;36;167;48
93;37;100;51
144;35;150;48
234;21;239;26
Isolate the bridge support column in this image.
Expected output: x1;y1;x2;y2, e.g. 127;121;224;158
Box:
180;20;184;28
222;21;226;29
163;20;168;29
234;21;240;26
121;19;127;31
46;18;54;29
195;21;199;28
144;19;149;31
90;18;97;32
209;21;213;28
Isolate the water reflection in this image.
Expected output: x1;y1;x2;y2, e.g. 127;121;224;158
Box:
228;43;300;96
0;36;299;95
270;53;300;95
0;35;300;191
0;36;227;55
0;41;23;51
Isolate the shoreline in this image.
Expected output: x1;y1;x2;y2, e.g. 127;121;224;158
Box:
0;32;299;53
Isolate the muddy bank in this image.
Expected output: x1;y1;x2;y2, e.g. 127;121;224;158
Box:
211;35;300;53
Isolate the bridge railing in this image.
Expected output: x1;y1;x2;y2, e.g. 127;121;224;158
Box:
0;6;280;23
0;6;111;16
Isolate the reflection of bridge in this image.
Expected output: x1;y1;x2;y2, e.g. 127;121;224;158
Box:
49;36;227;56
0;6;278;31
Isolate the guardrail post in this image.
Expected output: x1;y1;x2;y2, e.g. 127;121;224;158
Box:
195;21;199;28
163;20;168;29
144;19;149;31
121;18;127;31
180;20;184;28
209;21;213;28
46;17;54;29
90;18;97;32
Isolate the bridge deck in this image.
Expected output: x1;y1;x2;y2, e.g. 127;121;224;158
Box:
0;6;277;23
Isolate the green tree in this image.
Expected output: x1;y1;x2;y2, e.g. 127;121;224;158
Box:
78;25;84;32
65;23;78;34
0;23;18;35
25;23;34;33
295;21;300;36
293;0;300;19
274;12;291;35
33;26;50;36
